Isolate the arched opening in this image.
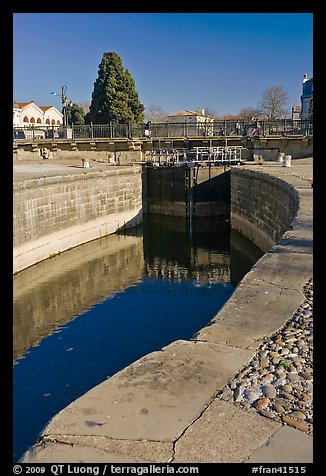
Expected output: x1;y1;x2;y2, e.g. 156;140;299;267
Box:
30;117;35;124
23;116;29;123
37;118;42;124
46;119;50;125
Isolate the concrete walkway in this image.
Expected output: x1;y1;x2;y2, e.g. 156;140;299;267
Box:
18;158;313;464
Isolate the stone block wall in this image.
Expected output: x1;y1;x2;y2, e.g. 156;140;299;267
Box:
13;166;143;273
230;168;299;252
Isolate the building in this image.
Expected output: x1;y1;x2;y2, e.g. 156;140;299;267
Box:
300;74;313;120
166;109;214;135
292;105;302;121
13;101;63;127
167;109;214;124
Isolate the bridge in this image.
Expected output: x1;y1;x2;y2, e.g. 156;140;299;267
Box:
13;119;313;163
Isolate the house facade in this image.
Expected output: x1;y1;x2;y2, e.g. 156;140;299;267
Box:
166;109;214;124
292;105;302;121
166;109;214;135
13;101;63;127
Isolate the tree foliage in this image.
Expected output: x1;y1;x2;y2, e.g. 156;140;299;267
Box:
89;52;144;124
66;102;85;125
257;85;289;119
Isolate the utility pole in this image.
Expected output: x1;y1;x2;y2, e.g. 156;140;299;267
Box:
61;85;68;127
51;85;71;127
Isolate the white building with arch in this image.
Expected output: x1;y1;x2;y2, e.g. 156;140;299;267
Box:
13;101;63;127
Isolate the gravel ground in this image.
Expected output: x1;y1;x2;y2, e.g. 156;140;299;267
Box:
220;279;313;435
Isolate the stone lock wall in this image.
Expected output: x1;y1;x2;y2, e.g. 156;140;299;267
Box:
230;168;299;252
13;166;143;273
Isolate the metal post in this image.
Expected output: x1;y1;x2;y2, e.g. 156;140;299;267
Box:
61;85;67;128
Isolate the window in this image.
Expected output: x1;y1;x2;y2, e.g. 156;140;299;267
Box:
57;120;60;125
46;119;50;125
37;118;42;124
30;117;35;123
51;119;55;125
23;116;29;123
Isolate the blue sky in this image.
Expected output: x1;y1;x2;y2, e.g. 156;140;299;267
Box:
13;13;313;117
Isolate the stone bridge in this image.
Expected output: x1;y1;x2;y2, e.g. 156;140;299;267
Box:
13;135;313;163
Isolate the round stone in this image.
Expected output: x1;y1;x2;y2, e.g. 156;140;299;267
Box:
264;385;277;398
282;392;294;401
245;389;261;403
280;348;290;356
281;384;293;393
275;369;286;378
255;397;270;410
261;373;274;384
241;401;251;409
260;357;270;367
273;404;285;414
299;393;311;404
259;409;275;419
289;411;307;420
288;373;300;383
282;416;310;432
300;372;312;380
285;337;297;343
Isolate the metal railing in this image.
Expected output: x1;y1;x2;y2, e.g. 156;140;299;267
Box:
13;119;313;142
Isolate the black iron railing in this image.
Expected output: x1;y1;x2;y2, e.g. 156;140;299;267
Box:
13;119;313;142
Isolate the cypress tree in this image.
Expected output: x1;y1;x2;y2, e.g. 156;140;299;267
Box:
89;52;144;124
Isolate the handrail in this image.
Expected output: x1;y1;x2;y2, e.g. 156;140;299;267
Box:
13;119;313;142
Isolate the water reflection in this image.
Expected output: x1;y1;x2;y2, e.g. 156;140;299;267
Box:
13;216;263;462
13;233;144;362
143;215;231;285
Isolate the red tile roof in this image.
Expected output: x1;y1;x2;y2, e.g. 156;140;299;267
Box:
39;106;54;111
15;101;35;108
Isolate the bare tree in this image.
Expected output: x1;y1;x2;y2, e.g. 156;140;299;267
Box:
79;101;91;113
145;104;168;122
239;106;259;120
257;85;289;119
196;106;218;118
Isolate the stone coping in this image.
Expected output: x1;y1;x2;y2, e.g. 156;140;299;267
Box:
20;160;313;463
13;164;141;190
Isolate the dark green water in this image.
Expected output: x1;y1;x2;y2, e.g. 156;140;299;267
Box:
13;215;263;462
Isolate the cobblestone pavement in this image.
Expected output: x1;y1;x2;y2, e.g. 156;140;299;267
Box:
220;279;313;435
